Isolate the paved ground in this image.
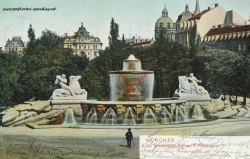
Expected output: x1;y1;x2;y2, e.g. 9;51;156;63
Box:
1;118;250;159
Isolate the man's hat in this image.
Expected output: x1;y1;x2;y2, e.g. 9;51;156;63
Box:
61;74;66;77
128;128;131;130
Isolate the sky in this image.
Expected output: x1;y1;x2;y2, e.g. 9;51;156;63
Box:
0;0;250;49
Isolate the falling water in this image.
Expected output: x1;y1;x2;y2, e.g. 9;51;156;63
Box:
123;107;136;125
191;105;204;119
161;106;172;123
85;106;98;123
140;74;154;100
143;107;156;124
102;107;117;124
174;106;186;122
110;74;126;101
62;108;77;124
110;73;154;101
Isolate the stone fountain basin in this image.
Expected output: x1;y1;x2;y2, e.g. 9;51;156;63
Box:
51;99;187;105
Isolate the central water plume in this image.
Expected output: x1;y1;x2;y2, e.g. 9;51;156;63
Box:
110;54;154;101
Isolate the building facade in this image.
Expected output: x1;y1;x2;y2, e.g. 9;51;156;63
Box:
202;25;250;52
4;36;25;53
131;40;154;48
63;23;102;60
125;36;153;46
175;1;249;46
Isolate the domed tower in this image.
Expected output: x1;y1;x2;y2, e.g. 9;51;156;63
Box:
155;6;175;40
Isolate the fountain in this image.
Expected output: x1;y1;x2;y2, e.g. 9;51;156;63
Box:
62;108;77;124
51;54;210;125
161;106;172;123
143;107;156;124
102;107;117;124
110;55;154;101
123;107;136;125
174;106;186;122
85;106;98;123
191;105;204;119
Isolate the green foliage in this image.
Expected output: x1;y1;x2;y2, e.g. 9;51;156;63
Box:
108;18;120;50
189;24;202;74
195;49;250;104
151;29;191;97
27;24;36;50
14;28;89;103
231;52;250;105
0;52;23;105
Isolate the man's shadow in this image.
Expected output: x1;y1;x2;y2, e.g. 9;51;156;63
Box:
119;145;128;147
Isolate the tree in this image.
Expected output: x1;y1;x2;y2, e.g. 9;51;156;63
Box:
231;52;250;105
108;18;119;50
26;24;36;51
194;49;243;99
189;24;202;74
14;28;89;103
0;52;23;106
152;29;191;97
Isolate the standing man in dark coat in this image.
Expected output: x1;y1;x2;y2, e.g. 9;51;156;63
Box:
125;128;133;148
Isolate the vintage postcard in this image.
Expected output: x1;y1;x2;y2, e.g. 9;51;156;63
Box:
0;0;250;159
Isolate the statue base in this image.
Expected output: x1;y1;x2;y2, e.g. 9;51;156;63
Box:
51;96;87;100
50;89;87;100
172;93;211;106
173;93;211;101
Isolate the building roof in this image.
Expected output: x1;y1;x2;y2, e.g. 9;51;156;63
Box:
176;5;193;22
73;23;90;37
205;25;250;36
132;40;154;47
187;8;211;21
5;36;25;47
155;6;174;29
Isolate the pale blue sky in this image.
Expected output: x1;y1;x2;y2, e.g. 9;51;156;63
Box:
0;0;249;48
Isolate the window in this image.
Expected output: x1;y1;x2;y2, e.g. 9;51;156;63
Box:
79;45;81;49
234;45;237;51
84;45;86;49
94;51;97;56
239;45;241;51
160;23;163;28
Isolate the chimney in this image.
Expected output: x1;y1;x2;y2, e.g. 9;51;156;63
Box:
215;4;218;7
208;7;211;10
218;25;222;29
